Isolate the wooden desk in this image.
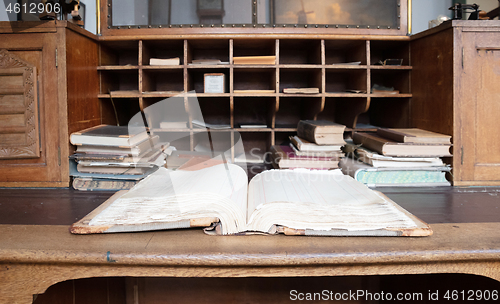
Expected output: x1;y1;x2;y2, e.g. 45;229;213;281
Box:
0;188;500;303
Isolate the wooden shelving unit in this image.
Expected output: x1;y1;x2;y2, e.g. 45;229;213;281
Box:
98;38;412;163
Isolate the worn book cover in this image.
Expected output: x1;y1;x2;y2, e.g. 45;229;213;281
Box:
289;143;345;158
339;158;451;187
290;136;343;153
353;132;452;157
271;145;340;169
149;57;180;65
233;55;276;65
297;120;346;145
377;128;452;144
75;135;160;156
70;125;150;148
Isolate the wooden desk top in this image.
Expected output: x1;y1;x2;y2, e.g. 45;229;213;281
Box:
1;222;500;268
0;187;499;304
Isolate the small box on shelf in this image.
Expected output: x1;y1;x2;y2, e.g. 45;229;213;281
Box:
204;73;225;93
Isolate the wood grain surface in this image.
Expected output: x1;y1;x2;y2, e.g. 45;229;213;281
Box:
1;222;500;303
1;186;500;303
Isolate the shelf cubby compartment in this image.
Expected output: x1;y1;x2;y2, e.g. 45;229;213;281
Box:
141;40;184;66
186;39;229;65
196;97;231;127
367;97;411;128
325;70;367;94
193;131;233;156
274;131;297;147
143;96;189;131
99;70;139;96
275;97;322;129
161;131;192;151
234;97;275;129
187;68;230;94
370;70;411;95
233;68;276;93
325;40;367;65
279;68;322;94
233;39;276;58
236;132;272;164
142;69;184;94
370;40;410;66
100;98;141;127
327;97;370;128
100;41;139;66
279;39;321;65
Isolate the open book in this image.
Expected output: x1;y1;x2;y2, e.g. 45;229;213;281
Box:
71;164;432;236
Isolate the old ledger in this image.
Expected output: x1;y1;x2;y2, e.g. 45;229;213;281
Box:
71;164;432;236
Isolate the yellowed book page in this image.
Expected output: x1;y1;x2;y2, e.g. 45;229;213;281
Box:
88;163;248;235
246;169;419;232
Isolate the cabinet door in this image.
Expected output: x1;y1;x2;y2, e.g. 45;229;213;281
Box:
459;31;500;184
0;33;65;186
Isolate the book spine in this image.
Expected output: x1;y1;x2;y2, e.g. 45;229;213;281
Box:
297;121;318;144
376;128;408;143
352;133;387;155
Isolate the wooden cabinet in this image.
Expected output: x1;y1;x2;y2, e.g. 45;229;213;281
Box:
1;20;500;186
0;22;101;187
411;20;500;186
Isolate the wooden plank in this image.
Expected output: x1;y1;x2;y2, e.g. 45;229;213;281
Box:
0;95;25;114
99;29;410;39
98;34;411;42
0;21;57;34
409;28;454;135
0;133;26;145
0;114;25;129
97;65;139;70
65;29;101;136
0;181;69;187
0;75;24;92
2;223;500;274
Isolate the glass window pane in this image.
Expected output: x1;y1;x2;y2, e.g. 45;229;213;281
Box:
263;0;398;28
111;0;399;29
112;0;148;26
112;0;253;26
223;0;253;24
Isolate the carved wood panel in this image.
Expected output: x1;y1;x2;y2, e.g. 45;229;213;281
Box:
0;49;40;159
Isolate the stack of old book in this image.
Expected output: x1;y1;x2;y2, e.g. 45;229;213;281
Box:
271;120;346;169
340;128;452;187
69;125;168;191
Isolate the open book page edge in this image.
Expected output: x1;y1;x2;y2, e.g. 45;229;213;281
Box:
70;190;221;234
246;169;432;237
274;191;432;237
